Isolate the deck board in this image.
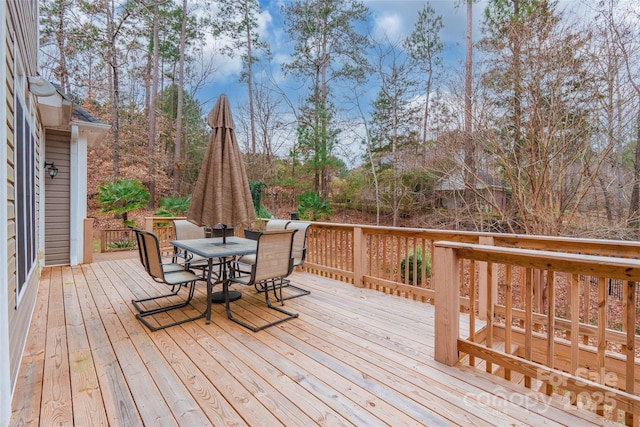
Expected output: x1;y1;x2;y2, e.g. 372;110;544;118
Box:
10;254;617;426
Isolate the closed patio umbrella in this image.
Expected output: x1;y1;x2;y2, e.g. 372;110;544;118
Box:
187;94;256;303
188;94;256;233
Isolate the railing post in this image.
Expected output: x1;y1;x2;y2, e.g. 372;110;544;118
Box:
83;218;94;264
434;243;460;366
478;236;498;321
353;226;365;288
144;217;154;232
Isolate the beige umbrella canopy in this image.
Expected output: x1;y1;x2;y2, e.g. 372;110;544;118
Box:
188;94;256;231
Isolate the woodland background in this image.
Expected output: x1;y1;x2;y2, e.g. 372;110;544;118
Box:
38;0;640;239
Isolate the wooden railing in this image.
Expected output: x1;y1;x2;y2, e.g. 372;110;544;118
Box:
305;222;640;422
433;242;640;425
100;228;137;252
142;217;185;256
98;217;640;421
305;222;481;301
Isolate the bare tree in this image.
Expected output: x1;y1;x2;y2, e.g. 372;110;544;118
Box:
282;0;369;198
606;1;640;228
369;39;420;226
103;0;133;177
482;2;611;235
147;0;160;206
404;4;443;156
463;0;476;207
173;0;188;195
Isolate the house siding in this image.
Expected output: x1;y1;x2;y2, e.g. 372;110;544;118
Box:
5;6;16;321
4;0;43;419
44;130;71;265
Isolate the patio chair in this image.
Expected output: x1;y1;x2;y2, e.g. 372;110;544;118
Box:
131;226;184;274
210;225;236;238
239;222;311;300
173;220;230;281
287;221;311;268
276;221;312;300
173;219;207;271
225;229;298;332
132;230;204;331
265;219;290;230
237;219;291;290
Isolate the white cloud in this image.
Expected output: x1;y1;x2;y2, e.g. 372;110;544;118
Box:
257;9;273;36
372;12;404;43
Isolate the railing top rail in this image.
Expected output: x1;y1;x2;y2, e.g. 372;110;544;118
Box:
493;234;640;256
306;221;640;254
435;241;640;281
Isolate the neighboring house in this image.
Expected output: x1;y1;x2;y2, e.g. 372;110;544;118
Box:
1;2;109;424
435;169;509;212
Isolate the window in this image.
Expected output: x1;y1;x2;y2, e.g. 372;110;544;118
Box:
15;66;36;299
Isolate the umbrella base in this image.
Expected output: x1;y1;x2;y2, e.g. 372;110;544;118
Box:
211;290;242;303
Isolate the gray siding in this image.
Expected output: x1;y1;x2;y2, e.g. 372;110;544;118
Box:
6;0;42;394
44;130;70;265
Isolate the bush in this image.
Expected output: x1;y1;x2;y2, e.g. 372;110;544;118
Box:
108;239;137;250
156;195;191;217
96;179;150;227
256;204;272;219
249;181;269;217
400;248;431;285
297;191;332;221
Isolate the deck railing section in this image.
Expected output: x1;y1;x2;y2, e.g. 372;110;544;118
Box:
132;217;640;421
100;228;137;252
304;222;481;301
434;241;640;425
144;216;185;256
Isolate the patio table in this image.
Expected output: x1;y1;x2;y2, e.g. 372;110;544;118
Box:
170;236;257;323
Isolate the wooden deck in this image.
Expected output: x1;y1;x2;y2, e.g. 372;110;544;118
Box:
10;254;616;426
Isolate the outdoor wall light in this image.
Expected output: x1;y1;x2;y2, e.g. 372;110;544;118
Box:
28;76;57;97
44;162;58;179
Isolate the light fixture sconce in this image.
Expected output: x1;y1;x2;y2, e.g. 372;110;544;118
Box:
28;76;57;97
44;162;58;179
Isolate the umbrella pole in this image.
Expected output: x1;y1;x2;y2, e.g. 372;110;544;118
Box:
222;224;227;244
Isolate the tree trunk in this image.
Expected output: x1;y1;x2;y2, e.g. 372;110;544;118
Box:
392;101;399;227
320;20;329;199
512;0;523;164
628;99;640;227
422;73;432;157
148;0;160;207
107;0;120;177
173;0;187;195
463;0;475;205
245;0;257;155
55;3;69;93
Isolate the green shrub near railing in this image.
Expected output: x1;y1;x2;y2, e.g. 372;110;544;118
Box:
400;248;431;285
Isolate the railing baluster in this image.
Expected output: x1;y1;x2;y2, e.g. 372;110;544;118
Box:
524;267;532;388
469;259;476;367
546;270;556;396
626;280;636;426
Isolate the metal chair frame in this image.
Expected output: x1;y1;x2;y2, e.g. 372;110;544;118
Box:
244;221;311;301
225;229;299;332
277;221;311;300
132;230;205;331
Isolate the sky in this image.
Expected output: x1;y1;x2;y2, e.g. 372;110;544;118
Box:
193;0;493;164
194;0;620;166
199;0;487;108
